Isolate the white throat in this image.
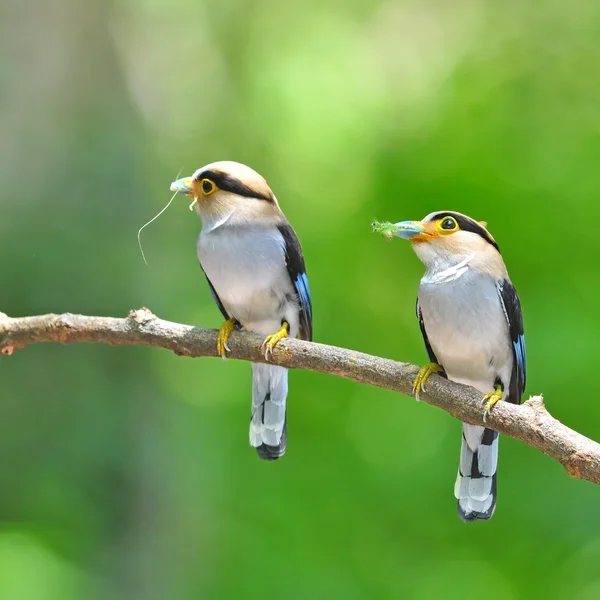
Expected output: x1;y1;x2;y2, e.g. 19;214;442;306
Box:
196;206;235;233
421;252;475;284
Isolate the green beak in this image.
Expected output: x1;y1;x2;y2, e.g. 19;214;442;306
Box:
170;177;193;194
392;220;426;240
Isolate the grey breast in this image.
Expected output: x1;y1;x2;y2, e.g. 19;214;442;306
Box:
198;226;295;326
418;271;513;392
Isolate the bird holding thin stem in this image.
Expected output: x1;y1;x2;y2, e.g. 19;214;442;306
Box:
375;212;526;521
171;161;312;460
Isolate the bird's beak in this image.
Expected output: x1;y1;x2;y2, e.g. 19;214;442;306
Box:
393;220;427;240
170;177;193;195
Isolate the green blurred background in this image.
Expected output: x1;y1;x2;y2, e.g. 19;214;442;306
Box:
2;0;600;598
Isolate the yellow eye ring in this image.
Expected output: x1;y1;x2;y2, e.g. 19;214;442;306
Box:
438;216;458;233
200;178;217;195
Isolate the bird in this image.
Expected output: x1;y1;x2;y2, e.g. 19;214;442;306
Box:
389;211;525;521
170;161;312;460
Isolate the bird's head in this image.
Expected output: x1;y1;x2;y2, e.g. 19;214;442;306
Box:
392;211;501;272
170;161;280;230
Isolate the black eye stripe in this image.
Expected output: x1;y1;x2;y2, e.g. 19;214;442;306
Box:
195;170;273;201
429;211;500;251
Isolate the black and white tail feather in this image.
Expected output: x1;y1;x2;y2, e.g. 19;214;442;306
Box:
455;425;498;520
250;364;288;460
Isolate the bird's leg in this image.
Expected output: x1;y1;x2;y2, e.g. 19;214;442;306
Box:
262;321;289;360
217;318;238;359
482;383;503;423
413;362;443;400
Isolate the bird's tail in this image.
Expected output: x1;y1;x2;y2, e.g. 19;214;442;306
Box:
454;424;498;522
250;363;288;460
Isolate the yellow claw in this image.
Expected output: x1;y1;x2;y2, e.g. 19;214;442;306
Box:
482;384;503;423
262;321;289;360
217;318;237;359
413;362;443;401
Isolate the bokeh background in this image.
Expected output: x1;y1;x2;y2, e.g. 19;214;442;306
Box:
2;0;600;598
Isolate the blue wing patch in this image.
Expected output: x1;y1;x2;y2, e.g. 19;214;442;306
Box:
295;272;312;322
277;224;312;341
513;334;526;394
497;279;526;403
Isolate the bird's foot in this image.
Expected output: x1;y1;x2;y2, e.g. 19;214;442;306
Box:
413;362;443;400
482;384;503;423
262;321;289;360
216;318;237;359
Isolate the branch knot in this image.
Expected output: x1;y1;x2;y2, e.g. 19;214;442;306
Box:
128;307;157;326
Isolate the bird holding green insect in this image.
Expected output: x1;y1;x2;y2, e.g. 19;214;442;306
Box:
373;213;526;521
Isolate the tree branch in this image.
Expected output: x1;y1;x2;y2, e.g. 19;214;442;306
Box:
1;308;598;485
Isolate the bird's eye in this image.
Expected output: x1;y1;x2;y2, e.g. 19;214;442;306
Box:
440;217;458;231
200;178;217;195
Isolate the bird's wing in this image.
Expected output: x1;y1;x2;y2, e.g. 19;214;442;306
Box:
416;298;442;367
497;279;526;404
277;224;312;341
201;267;230;321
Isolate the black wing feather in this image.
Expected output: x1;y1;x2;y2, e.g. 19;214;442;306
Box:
416;298;443;369
497;279;526;404
277;224;312;341
202;268;230;321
